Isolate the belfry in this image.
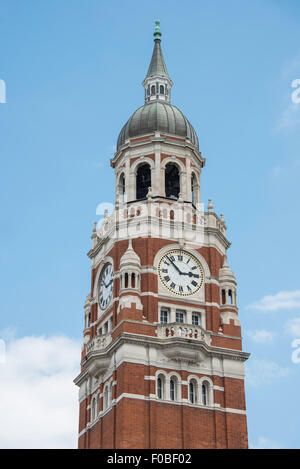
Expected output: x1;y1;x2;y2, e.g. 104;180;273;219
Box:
74;21;249;449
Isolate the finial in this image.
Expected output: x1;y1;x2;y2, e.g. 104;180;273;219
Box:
207;199;214;211
220;213;226;227
153;20;162;40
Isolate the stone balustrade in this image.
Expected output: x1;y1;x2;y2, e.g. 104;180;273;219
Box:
157;323;211;346
86;333;112;353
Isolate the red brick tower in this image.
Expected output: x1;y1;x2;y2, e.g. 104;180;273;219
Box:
74;21;249;449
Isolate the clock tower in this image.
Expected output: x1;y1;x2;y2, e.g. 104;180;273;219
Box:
74;21;249;449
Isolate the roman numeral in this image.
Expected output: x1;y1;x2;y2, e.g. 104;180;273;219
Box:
191;280;198;287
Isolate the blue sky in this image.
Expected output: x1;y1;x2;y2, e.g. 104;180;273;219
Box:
1;0;300;448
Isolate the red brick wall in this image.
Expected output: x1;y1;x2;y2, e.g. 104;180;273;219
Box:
78;362;248;449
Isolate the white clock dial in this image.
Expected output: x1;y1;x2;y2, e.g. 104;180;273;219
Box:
99;263;114;310
158;249;204;296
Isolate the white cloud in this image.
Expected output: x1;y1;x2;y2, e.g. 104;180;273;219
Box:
250;436;281;449
0;335;81;449
245;359;290;388
246;329;276;344
247;290;300;312
285;317;300;337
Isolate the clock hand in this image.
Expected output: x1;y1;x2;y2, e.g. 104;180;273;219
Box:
167;256;183;275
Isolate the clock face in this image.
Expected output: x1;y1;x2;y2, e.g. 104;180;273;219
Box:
99;263;114;310
158;249;204;296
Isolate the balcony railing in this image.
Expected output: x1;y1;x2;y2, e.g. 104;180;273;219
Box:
86;333;112;353
157;322;211;346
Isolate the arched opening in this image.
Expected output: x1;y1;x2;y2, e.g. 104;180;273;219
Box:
189;380;197;404
125;273;129;288
136;164;151;200
165;163;180;199
118;173;125;203
160;84;164;94
131;273;135;288
191;173;196;204
151;85;156;95
221;289;226;305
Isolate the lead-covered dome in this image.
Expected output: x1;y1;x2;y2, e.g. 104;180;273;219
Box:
117;101;199;151
116;21;199;152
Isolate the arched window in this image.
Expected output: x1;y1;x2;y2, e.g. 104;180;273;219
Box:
160;85;164;94
157;375;165;399
109;382;113;406
136;164;151;200
170;377;177;401
104;386;109;410
189;379;197;404
91;397;96;421
202;382;208;406
165;163;180;199
151;85;156;95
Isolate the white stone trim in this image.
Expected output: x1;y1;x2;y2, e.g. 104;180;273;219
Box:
78;393;247;437
213;385;224;391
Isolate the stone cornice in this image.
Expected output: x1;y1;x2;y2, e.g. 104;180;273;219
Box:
74;330;250;387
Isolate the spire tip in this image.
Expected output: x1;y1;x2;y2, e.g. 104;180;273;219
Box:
154;20;161;40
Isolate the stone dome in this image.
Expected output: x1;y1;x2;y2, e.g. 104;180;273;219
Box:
219;256;236;283
117;101;199;151
120;239;141;268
